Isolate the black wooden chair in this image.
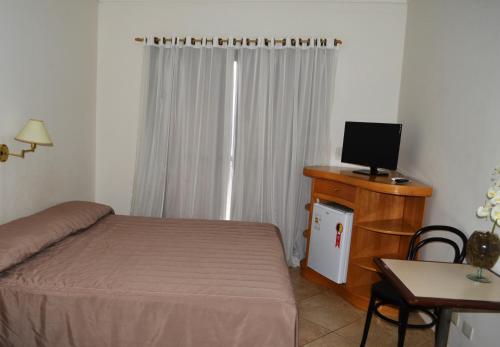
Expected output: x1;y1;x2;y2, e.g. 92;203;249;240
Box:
360;225;467;347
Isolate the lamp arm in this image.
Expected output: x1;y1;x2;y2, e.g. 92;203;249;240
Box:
8;143;37;158
0;143;37;162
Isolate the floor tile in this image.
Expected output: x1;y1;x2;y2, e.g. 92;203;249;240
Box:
336;316;397;347
303;332;358;347
334;311;433;347
299;317;331;346
300;289;347;309
289;267;302;283
290;269;327;301
299;293;364;331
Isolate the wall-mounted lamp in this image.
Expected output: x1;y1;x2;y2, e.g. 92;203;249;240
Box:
0;119;53;163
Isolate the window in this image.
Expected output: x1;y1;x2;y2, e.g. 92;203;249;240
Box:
224;59;238;220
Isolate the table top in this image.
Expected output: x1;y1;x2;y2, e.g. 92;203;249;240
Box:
303;166;433;197
375;258;500;310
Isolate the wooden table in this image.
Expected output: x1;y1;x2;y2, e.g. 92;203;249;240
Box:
374;258;500;347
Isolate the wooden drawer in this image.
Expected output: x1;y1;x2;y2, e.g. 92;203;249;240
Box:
314;179;356;204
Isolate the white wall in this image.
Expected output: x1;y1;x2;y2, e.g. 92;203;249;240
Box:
95;0;408;214
398;0;500;346
0;0;98;223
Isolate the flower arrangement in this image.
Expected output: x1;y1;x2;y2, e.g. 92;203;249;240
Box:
467;165;500;282
476;165;500;233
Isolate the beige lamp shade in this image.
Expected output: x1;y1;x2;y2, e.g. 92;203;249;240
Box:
15;119;53;146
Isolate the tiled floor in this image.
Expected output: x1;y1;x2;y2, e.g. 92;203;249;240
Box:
289;268;434;347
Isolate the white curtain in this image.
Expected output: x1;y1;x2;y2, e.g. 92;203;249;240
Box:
131;46;235;219
132;41;338;265
231;47;337;265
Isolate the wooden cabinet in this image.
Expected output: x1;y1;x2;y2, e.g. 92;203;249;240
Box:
301;166;432;311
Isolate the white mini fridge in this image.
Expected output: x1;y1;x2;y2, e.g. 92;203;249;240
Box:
308;203;353;284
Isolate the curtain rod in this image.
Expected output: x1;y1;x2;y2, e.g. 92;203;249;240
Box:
134;36;343;47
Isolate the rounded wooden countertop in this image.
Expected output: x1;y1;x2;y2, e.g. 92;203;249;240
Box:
303;166;432;197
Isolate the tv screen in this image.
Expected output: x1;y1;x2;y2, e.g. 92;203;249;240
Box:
341;121;402;176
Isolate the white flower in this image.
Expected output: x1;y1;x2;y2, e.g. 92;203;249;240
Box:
491;205;500;224
477;204;492;217
477;166;500;231
490;195;500;206
487;187;499;199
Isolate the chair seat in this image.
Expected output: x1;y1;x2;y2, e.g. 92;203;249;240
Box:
372;280;408;307
372;280;438;330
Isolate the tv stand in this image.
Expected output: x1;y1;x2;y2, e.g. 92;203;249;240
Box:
301;166;432;313
353;166;388;176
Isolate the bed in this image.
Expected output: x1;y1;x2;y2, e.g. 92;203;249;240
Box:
0;201;297;347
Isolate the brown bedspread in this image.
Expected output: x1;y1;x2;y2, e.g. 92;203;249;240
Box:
0;215;297;347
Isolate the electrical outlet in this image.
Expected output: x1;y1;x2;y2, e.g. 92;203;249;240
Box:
451;312;460;326
462;321;474;340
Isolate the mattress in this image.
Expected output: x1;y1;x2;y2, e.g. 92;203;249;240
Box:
0;203;297;347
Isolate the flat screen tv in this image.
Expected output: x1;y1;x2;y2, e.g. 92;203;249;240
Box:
341;121;402;176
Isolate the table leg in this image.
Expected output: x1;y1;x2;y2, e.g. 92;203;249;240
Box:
435;308;452;347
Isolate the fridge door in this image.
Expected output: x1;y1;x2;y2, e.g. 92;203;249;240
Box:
308;203;353;284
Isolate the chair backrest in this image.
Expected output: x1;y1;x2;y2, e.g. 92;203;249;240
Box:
407;225;467;263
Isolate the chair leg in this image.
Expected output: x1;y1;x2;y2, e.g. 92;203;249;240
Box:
360;294;377;347
398;307;410;347
434;307;441;327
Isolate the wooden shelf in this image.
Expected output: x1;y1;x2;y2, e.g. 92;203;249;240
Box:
302;166;431;313
350;284;372;299
352;254;399;273
313;193;355;209
356;219;416;236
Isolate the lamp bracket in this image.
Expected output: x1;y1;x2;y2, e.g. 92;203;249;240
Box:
0;144;9;162
0;143;38;163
